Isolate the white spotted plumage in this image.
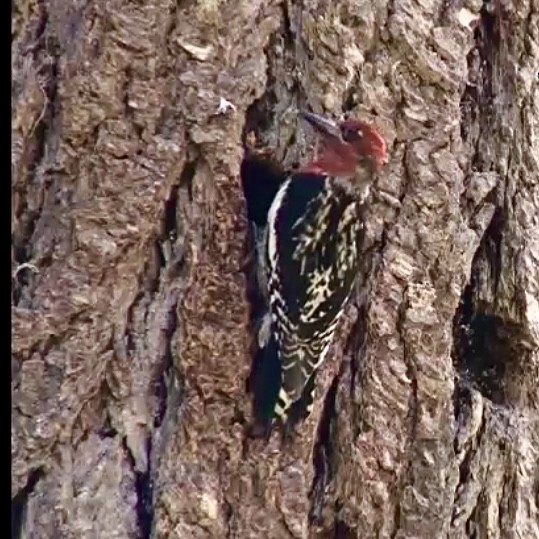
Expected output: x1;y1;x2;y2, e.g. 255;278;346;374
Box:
263;173;363;424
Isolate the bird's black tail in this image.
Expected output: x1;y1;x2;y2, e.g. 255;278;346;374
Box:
249;331;320;438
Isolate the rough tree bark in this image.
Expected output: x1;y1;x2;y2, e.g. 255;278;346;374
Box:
11;0;539;538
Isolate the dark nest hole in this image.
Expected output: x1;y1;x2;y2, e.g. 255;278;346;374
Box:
239;139;285;329
452;208;523;405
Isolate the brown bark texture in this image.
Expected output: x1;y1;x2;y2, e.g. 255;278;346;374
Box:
11;0;539;538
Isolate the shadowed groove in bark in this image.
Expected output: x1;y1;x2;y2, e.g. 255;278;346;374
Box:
12;21;60;305
124;437;154;539
243;90;279;155
244;2;308;167
451;382;488;514
460;0;507;154
309;377;339;525
152;228;180;430
453;0;530;407
453;251;533;407
452;208;506;401
346;313;364;414
279;0;297;55
142;177;185;534
346;302;369;437
178;159;197;201
152;302;177;431
158;161;195;279
342;30;385;115
163;184;179;241
391;303;420;537
11;468;44;539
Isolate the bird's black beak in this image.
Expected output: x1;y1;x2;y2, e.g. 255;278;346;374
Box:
299;111;342;142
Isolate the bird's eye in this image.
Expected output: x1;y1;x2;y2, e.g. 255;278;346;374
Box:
341;126;363;142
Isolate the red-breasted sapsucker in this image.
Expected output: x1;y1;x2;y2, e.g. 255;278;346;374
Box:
251;111;388;434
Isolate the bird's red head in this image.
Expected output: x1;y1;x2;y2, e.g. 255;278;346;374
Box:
299;111;387;176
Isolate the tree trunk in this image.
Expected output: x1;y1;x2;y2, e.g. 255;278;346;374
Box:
11;0;539;538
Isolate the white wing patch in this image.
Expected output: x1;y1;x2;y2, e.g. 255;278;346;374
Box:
267;179;291;272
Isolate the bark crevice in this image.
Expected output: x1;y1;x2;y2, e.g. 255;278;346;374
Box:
124;437;154;539
11;468;45;539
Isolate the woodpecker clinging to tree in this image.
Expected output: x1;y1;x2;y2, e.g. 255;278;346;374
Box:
251;110;388;435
